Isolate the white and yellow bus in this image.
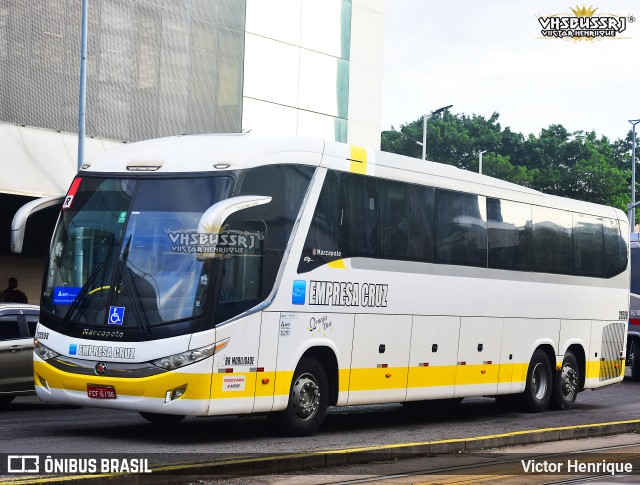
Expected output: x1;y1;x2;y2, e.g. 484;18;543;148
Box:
13;135;629;436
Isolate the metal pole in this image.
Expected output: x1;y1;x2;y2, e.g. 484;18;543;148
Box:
479;150;487;174
77;0;88;171
422;114;427;161
629;120;640;229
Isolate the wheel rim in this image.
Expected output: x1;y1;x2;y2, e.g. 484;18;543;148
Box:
291;373;320;421
560;363;578;401
531;362;549;400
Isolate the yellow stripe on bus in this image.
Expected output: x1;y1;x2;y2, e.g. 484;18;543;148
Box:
34;359;619;401
327;259;347;269
349;145;367;174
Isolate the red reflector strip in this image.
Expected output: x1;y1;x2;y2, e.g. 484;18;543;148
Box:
419;363;429;367
377;364;388;368
218;368;234;373
458;361;466;366
63;177;83;209
250;367;265;372
630;319;640;326
483;360;492;365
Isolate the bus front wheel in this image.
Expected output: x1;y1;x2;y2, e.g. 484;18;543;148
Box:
521;349;552;412
269;357;328;437
550;350;579;410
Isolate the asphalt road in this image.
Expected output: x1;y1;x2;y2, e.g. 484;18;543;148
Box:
1;377;640;462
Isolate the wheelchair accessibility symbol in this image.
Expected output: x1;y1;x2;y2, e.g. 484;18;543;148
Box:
108;306;125;325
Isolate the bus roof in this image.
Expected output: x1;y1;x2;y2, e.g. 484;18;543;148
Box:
83;134;626;222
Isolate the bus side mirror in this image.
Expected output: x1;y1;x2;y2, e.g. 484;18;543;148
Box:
11;195;65;254
196;195;271;259
197;196;271;234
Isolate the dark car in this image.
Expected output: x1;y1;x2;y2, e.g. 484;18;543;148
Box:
0;303;39;405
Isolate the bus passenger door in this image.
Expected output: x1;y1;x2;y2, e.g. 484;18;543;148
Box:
209;313;261;415
454;317;503;397
347;314;411;405
407;316;460;401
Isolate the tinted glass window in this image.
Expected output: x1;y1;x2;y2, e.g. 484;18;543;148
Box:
214;164;313;323
574;214;604;277
532;206;573;274
631;249;640;295
487;198;532;271
604;218;628;278
436;190;487;267
301;171;377;272
379;179;435;263
0;315;21;340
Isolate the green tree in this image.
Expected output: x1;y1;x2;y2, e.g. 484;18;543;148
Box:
381;112;634;221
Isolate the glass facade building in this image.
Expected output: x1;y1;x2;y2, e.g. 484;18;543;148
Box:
0;0;383;149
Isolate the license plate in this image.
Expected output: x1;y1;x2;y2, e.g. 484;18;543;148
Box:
87;384;116;399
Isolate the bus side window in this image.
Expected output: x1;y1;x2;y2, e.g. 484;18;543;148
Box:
604;218;628;278
574;213;604;277
487;198;532;271
303;170;377;268
436;189;487;267
215;165;313;323
532;206;573;275
338;172;377;259
378;179;435;263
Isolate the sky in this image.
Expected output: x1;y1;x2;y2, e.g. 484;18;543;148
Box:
381;0;640;141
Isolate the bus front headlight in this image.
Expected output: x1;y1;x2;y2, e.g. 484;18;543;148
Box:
34;340;60;361
150;338;228;371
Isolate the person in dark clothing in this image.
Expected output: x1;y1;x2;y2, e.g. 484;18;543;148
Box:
2;277;28;303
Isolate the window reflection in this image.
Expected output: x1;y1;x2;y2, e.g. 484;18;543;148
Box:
487;198;532;271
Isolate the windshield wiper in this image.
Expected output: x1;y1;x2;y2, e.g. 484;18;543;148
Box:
62;262;105;326
116;236;151;336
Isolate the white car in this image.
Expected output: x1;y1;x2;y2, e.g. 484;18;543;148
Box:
0;303;39;405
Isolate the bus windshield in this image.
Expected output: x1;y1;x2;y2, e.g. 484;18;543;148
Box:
42;176;233;331
41;165;314;340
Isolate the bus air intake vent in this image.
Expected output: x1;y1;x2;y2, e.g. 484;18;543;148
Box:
599;322;625;381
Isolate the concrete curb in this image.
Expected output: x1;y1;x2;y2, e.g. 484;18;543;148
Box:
4;419;640;485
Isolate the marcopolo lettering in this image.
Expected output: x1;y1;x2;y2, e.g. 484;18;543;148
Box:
77;345;135;360
308;280;388;307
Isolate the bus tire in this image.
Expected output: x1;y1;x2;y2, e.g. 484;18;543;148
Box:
521;349;552;412
269;357;328;437
550;350;579;410
139;412;185;424
631;340;640;382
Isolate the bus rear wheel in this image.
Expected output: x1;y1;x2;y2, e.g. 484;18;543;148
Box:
521;349;552;412
550;350;579;410
269;357;328;437
139;412;185;424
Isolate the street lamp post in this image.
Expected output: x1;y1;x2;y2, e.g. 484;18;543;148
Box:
478;150;488;174
422;105;453;161
77;0;89;170
629;119;640;229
